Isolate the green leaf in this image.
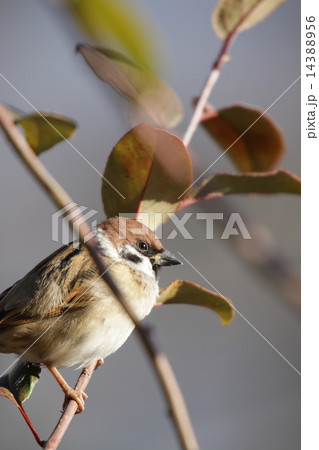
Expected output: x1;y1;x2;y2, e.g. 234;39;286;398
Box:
187;170;301;204
212;0;288;39
200;103;285;172
77;45;183;129
0;361;41;404
18;113;77;154
102;123;193;230
157;280;234;325
68;0;159;70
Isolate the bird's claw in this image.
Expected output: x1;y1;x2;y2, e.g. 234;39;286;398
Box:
63;388;88;414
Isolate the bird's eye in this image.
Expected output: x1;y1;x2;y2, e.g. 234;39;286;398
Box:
137;241;148;251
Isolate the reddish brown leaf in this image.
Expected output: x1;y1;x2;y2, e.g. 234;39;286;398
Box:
77;45;183;129
185;169;300;205
0;386;20;406
102;123;193;229
200;103;285;172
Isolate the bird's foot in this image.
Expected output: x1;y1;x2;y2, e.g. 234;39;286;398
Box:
47;366;88;414
62;387;88;414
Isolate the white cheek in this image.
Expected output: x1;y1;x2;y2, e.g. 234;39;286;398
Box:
95;231;155;279
135;256;154;278
95;229;119;260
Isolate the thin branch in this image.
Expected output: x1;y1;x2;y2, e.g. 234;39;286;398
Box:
0;103;199;450
43;362;97;450
182;31;236;148
182;0;267;148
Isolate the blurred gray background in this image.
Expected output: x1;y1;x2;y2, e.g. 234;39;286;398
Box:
0;0;300;449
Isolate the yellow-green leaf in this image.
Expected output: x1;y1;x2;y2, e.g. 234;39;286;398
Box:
18;113;77;154
212;0;288;39
69;0;158;70
157;280;234;325
77;45;183;129
200;103;285;172
102;123;192;230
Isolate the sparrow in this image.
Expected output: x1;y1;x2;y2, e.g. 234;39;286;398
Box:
0;217;181;412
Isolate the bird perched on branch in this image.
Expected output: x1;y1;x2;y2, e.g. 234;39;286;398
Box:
0;217;181;412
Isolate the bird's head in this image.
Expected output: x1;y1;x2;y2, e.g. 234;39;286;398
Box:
95;217;181;278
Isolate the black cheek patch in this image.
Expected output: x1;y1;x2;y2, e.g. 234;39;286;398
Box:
126;254;143;264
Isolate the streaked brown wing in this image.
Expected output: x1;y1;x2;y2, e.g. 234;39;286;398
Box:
0;242;96;327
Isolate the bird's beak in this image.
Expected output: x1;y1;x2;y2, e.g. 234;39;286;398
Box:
151;251;182;267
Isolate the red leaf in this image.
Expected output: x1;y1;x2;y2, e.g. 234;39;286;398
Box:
102;123;193;229
200;103;285;172
77;45;183;129
183;169;300;207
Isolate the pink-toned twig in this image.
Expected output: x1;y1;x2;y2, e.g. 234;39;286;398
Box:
182;0;266;148
43;362;97;450
182;31;236;148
